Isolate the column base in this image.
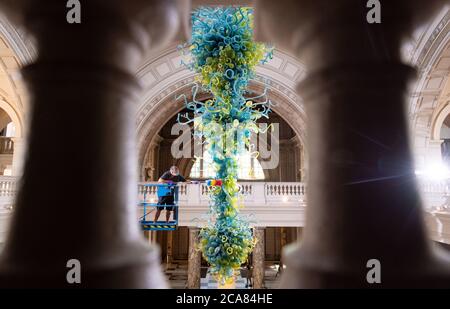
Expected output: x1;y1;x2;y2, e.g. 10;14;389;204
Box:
218;278;236;289
280;243;450;288
0;242;167;288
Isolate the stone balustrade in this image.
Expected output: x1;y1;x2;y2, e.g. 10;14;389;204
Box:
0;176;449;241
2;176;450;286
138;182;307;227
138;182;307;207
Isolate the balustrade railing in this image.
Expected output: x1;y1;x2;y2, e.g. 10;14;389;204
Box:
0;176;449;210
138;181;306;207
266;182;306;196
0;176;17;197
1;177;450;237
419;179;450;194
0;137;13;155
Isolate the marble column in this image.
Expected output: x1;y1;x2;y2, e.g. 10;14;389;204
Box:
425;139;445;167
150;230;157;244
296;227;303;244
0;0;184;288
293;139;302;182
166;231;174;270
143;230;151;244
143;135;163;181
256;0;450;287
145;145;157;181
10;137;24;176
280;227;287;248
187;227;201;289
253;227;265;289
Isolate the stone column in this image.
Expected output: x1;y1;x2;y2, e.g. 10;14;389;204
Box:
0;0;183;288
166;231;174;270
256;0;450;287
143;135;162;181
293;139;302;182
296;227;303;243
253;227;265;289
300;145;308;183
187;227;201;289
10;137;24;176
425;139;445;167
280;227;287;248
149;230;157;244
146;145;157;181
143;230;151;244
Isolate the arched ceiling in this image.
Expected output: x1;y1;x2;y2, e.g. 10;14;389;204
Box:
135;5;450;170
135;43;308;169
0;15;35;138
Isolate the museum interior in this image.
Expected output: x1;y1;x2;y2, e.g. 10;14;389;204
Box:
0;0;449;288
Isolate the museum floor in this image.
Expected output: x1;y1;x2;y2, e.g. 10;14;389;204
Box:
163;262;281;289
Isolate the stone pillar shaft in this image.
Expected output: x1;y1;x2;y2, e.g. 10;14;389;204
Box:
0;0;181;288
253;227;265;289
11;137;24;176
166;231;174;269
256;0;450;288
187;227;201;289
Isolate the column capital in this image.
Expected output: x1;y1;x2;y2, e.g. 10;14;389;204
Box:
151;135;164;148
256;0;446;73
0;0;183;75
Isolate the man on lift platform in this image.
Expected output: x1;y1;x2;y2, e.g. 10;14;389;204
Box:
153;166;187;223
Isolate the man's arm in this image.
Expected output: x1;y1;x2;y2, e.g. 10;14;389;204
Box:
158;171;172;183
179;175;189;183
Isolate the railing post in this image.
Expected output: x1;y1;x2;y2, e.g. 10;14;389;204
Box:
187;184;201;207
253;183;266;205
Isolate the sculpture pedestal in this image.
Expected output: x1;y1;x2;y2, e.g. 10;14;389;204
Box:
218;278;236;289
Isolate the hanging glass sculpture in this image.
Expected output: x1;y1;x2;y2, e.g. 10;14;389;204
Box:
178;6;273;284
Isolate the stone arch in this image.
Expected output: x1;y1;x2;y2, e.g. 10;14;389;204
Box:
0;16;35;66
174;148;272;181
167;108;292;182
0;15;36;138
431;100;450;140
0;98;22;137
408;7;450;167
136;45;308;177
137;77;306;177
